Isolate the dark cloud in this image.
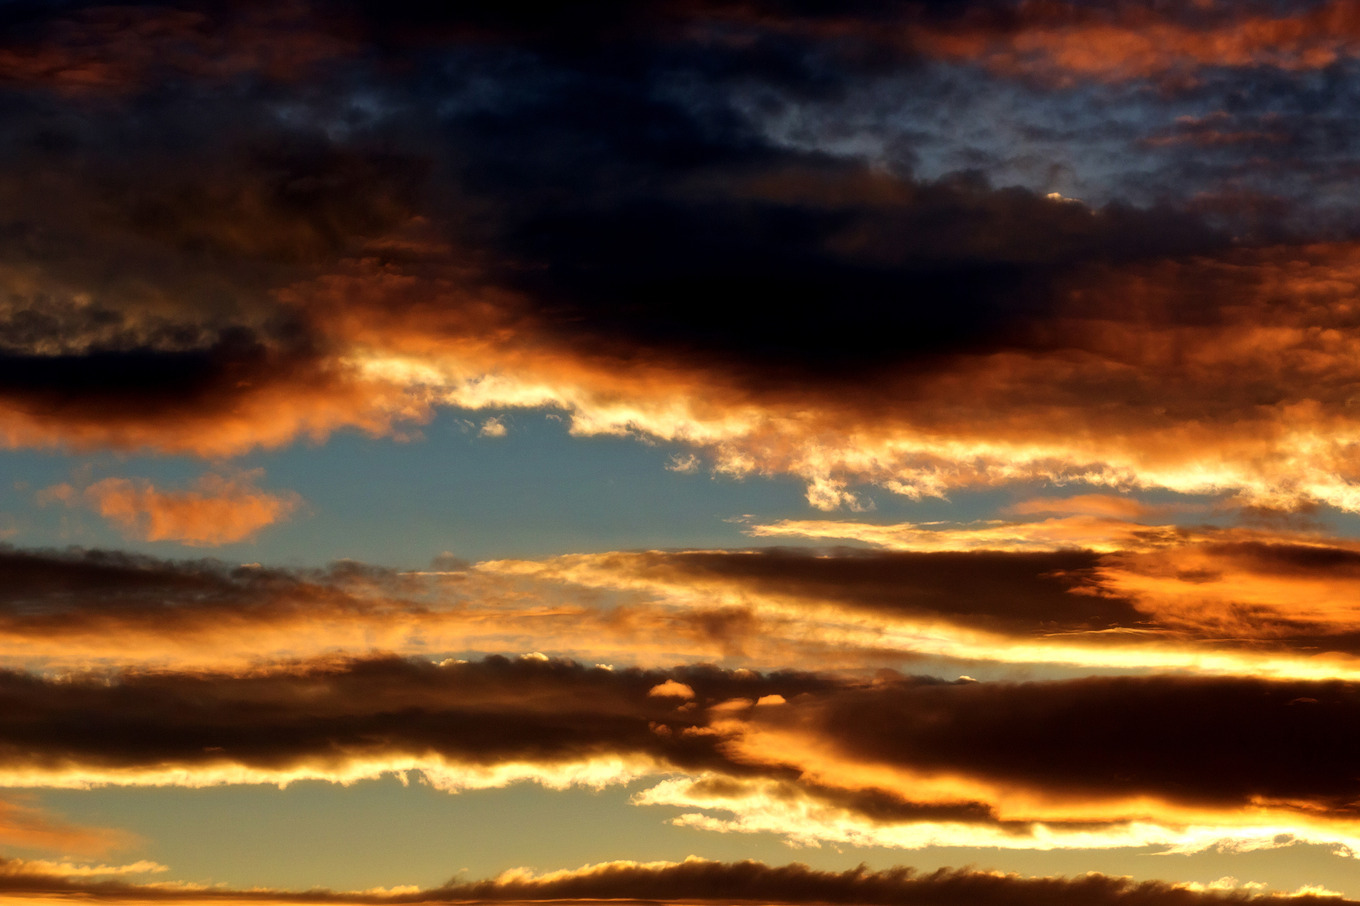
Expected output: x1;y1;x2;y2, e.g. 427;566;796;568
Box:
0;654;836;779
752;673;1360;813
0;0;1239;437
4;651;1360;826
623;547;1144;636
485;163;1223;384
0;855;1337;904
437;858;1271;906
0;327;319;420
0;545;357;629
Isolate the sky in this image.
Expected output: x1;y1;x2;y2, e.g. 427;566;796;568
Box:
7;0;1360;903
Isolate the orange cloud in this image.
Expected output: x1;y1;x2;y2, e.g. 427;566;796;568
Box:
0;797;132;857
6;656;1360;861
42;470;301;546
909;0;1360;86
746;515;1177;553
290;241;1360;517
477;526;1360;681
1006;494;1158;519
13;237;1360;524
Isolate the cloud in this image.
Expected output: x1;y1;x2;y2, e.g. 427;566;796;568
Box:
438;858;1354;905
478;536;1360;681
0;856;1337;905
648;680;696;699
0;655;838;793
906;1;1360;87
41;470;302;546
746;515;1174;553
1007;494;1158;519
1;0;1358;520
16;534;1360;681
0;1;352;96
478;416;507;438
0;655;1360;853
0;545;936;672
0;797;132;856
0;856;166;877
733;518;1360;657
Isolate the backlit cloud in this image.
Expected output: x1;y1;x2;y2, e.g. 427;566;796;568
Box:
0;657;1359;856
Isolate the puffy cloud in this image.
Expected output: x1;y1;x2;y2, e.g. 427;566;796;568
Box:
40;470;301;546
648;680;696;699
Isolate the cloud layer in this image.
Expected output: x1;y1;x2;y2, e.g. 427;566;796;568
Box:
0;654;1357;854
0;856;1343;905
0;0;1359;513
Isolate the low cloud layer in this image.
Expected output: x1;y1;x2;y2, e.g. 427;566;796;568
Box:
0;655;1359;853
0;856;1348;905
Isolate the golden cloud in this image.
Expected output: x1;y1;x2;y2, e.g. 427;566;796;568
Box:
39;470;302;546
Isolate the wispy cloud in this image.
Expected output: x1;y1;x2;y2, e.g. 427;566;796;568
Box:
39;470;301;545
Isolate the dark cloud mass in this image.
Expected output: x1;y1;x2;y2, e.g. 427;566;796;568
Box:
2;654;1360;827
0;856;1337;905
0;655;829;779
0;0;1262;437
747;673;1360;812
625;547;1145;634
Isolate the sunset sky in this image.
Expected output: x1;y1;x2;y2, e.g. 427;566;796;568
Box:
6;1;1360;903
